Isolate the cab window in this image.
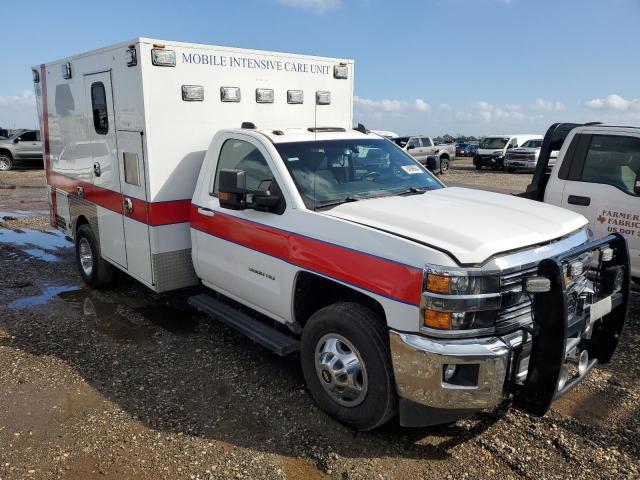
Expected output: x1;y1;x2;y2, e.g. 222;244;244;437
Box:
420;137;432;147
407;137;420;149
213;139;274;194
580;135;640;195
18;131;37;142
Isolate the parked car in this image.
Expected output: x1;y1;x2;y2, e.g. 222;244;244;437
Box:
0;130;43;171
474;134;542;170
467;141;479;156
455;142;469;156
393;135;454;173
504;138;559;172
521;122;640;282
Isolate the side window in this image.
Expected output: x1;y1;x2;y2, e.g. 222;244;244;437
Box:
509;138;519;148
407;137;420;149
420;137;432;147
91;82;109;135
213;139;274;194
19;131;37;142
580;135;640;195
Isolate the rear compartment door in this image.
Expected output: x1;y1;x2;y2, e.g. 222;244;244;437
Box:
117;131;153;285
84;71;127;268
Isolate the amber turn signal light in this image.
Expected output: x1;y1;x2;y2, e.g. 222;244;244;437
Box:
426;274;451;294
424;309;451;329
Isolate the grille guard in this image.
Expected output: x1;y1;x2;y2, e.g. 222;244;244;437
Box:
512;233;630;417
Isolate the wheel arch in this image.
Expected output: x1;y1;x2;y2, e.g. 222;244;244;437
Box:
0;148;13;159
292;270;388;332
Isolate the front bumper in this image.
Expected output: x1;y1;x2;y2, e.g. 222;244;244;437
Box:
390;233;630;427
505;159;536;170
474;155;504;167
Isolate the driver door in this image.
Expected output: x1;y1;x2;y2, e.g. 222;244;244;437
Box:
193;134;291;321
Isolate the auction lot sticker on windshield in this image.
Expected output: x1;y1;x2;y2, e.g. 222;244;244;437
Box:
402;165;422;174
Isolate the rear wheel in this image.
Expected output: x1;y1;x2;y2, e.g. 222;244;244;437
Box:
0;153;13;171
300;302;397;431
75;224;115;288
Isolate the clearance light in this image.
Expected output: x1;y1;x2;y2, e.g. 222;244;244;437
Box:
333;64;348;79
61;62;72;79
287;90;304;104
126;46;137;67
523;276;551;293
221;87;241;102
32;70;40;83
316;91;331;105
151;48;176;67
255;88;274;104
182;85;204;102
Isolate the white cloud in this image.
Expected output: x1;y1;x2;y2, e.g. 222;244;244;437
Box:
0;90;38;129
438;103;451;111
470;100;524;122
276;0;341;13
532;98;566;112
354;95;430;114
584;93;638;112
414;98;430;112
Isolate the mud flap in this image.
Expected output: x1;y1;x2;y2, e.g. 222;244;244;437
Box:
513;233;630;417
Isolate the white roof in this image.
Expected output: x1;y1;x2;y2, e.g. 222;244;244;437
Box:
257;127;381;143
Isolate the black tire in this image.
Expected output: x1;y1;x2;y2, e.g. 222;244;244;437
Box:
506;167;515;173
75;224;115;288
440;158;450;174
0;153;13;171
300;302;397;431
475;164;482;170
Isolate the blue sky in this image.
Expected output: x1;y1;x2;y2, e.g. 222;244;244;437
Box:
2;0;639;135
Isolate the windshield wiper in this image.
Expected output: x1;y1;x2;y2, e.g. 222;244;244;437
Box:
315;196;360;210
394;187;430;196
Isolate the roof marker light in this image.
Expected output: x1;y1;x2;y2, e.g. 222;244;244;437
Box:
287;90;304;104
316;91;331;105
126;46;137;67
61;62;72;79
221;87;241;102
333;64;348;79
523;276;551;293
151;49;176;67
255;88;274;104
181;85;204;102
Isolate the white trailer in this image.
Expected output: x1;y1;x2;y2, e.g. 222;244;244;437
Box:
33;38;354;291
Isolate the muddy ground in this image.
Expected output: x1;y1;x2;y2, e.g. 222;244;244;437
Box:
0;167;638;480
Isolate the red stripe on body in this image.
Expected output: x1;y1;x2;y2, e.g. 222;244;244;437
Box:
190;204;423;306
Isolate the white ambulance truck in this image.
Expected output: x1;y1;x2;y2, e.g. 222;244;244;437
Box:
33;38;631;431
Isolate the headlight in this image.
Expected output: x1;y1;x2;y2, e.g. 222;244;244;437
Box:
422;269;501;332
493;150;504;156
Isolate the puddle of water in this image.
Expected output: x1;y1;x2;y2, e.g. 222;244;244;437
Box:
0;227;71;262
0;227;70;249
9;285;80;309
57;289;198;344
0;209;49;219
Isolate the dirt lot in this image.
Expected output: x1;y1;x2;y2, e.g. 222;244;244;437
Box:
0;167;639;480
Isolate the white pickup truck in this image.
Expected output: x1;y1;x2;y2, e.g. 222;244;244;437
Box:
520;122;639;283
393;136;455;173
35;39;631;431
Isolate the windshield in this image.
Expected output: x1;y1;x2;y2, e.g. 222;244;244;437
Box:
521;139;542;148
275;139;443;209
479;137;509;149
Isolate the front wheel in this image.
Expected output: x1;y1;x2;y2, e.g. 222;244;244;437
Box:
0;154;13;171
440;158;450;174
75;224;115;288
300;302;397;431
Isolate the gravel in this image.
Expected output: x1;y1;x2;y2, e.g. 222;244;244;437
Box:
0;168;638;480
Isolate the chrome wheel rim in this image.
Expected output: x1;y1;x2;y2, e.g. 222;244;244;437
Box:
0;157;9;170
79;238;94;277
441;160;449;172
315;333;368;407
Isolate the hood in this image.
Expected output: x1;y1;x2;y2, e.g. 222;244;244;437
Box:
323;187;587;265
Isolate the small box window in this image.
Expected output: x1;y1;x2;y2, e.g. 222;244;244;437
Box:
123;152;140;186
91;82;109;135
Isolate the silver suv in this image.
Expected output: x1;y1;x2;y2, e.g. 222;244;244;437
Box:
0;130;43;171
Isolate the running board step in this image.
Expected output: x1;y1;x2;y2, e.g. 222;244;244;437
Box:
188;293;299;356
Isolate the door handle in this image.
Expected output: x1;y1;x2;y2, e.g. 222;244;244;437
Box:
567;195;591;206
197;207;215;217
124;197;134;214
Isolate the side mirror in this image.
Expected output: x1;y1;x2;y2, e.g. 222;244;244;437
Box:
13;138;19;144
218;169;247;210
634;173;640;195
406;145;415;151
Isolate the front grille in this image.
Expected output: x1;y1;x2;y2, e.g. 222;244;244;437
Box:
507;153;535;161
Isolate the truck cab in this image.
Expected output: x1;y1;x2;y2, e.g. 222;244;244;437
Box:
521;123;640;282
